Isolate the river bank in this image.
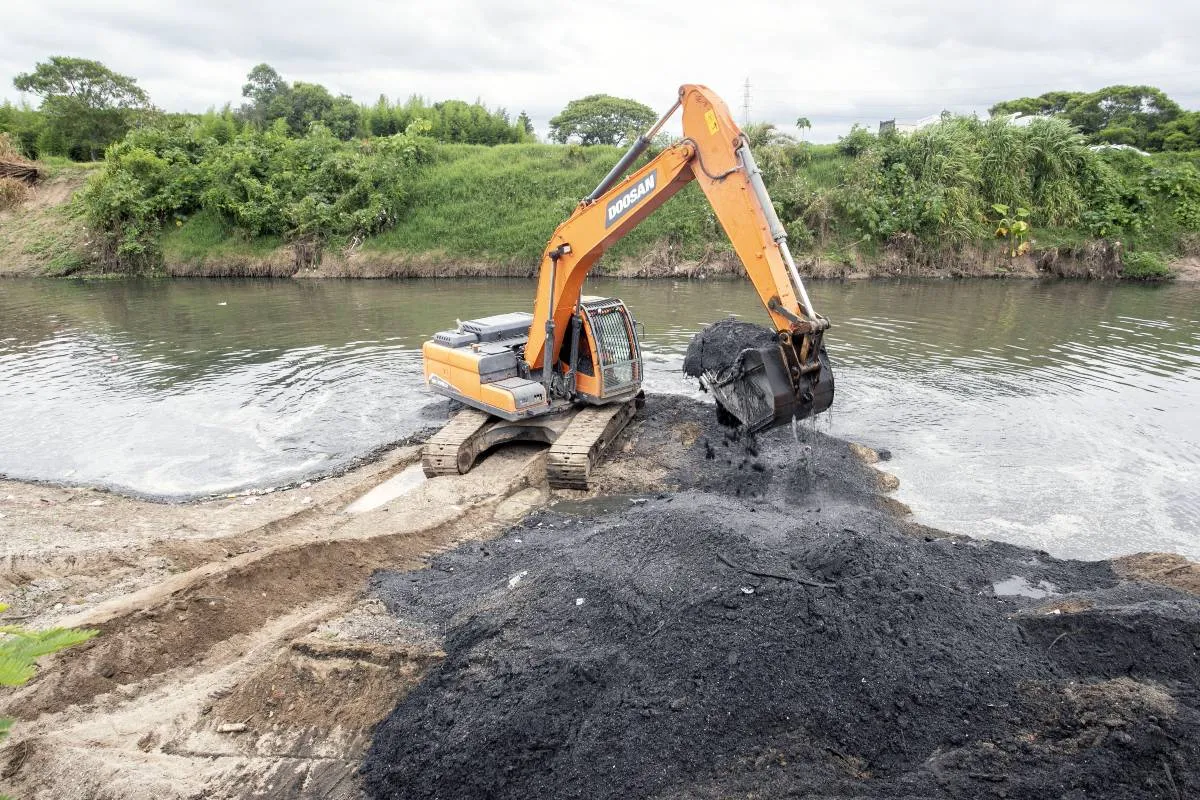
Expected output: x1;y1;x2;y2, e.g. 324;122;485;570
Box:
3;163;1198;282
1;395;1197;798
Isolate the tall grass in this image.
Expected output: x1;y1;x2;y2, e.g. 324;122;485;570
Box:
365;143;718;265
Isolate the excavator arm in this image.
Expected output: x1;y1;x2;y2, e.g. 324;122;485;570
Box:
524;83;833;430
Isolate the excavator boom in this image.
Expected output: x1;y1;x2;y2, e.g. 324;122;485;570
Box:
421;83;834;487
523;84;833;430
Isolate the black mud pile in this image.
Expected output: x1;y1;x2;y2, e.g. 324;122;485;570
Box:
363;396;1200;800
681;317;776;378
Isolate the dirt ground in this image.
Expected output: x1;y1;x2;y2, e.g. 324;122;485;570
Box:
2;396;1198;799
0;433;558;799
0;166;98;277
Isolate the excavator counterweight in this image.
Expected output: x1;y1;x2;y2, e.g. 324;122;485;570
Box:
421;83;835;486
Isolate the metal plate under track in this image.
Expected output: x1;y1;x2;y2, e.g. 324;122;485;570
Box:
422;397;641;489
421;408;494;477
546;398;640;490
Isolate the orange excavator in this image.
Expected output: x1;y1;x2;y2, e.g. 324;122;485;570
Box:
421;84;833;488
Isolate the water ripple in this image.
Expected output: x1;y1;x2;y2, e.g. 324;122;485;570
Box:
1;276;1198;560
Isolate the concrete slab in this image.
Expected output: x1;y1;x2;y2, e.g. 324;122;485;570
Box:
344;464;428;513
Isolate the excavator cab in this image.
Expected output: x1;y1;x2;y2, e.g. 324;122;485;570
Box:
565;298;642;404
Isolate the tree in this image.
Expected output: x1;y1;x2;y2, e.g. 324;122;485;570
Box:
1151;110;1200;152
0;100;45;158
13;56;151;160
1063;85;1179;137
282;81;334;135
795;116;811;140
743;122;795;148
240;66;361;139
241;63;288;127
989;90;1081;119
548;94;656;146
990;85;1184;151
517;110;535;137
325;95;362;140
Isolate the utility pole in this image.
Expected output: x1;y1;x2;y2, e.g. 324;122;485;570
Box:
742;77;752;126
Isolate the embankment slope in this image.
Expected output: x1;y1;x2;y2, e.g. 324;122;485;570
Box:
0;165;98;276
4;149;1195;280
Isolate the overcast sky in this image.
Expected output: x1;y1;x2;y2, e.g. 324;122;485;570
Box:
3;0;1199;142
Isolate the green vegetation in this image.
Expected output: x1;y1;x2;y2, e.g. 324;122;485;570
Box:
159;209;283;265
362;142;715;264
12;56;151;161
2;60;533;162
990;85;1200;152
991;204;1031;257
1;602;97;798
239;63;534;145
548;94;657;146
81;121;433;268
7;55;1200;278
72;111;1200;275
773;119;1200;265
1121;250;1172;280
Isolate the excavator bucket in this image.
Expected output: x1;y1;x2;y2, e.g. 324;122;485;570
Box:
702;342;834;433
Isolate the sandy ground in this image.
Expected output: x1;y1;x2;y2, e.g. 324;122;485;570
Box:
0;402;728;799
1;398;1197;799
0;439;557;799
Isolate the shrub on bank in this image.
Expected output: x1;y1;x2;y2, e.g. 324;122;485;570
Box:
81;120;432;269
1121;251;1173;280
79;113;1200;274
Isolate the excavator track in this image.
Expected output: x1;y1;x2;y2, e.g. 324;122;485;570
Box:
421;408;494;478
546;396;641;490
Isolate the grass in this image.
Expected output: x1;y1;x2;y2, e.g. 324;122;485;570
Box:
162;209;284;264
363;142;720;268
0;171;96;276
16;204;91;276
1029;226;1094;250
0;177;28;210
801;144;851;188
1121;251;1173;280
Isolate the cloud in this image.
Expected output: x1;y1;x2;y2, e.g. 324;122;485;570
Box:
2;0;1198;142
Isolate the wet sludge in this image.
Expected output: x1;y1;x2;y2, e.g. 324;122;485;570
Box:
362;396;1200;799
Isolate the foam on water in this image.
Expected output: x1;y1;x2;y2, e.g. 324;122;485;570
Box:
1;276;1198;559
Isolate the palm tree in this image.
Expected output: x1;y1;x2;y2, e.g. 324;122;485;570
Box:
795;116;812;141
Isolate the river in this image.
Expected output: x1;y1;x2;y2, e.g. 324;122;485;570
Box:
1;276;1197;560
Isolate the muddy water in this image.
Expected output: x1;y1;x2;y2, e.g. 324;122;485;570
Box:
1;277;1197;559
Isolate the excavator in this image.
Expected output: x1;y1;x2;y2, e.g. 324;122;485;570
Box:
421;83;834;488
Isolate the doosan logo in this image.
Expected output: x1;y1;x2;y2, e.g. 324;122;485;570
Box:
605;171;657;228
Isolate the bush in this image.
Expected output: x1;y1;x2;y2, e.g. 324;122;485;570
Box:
1121;250;1173;280
76;109;1200;272
836;124;875;157
81;118;433;269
